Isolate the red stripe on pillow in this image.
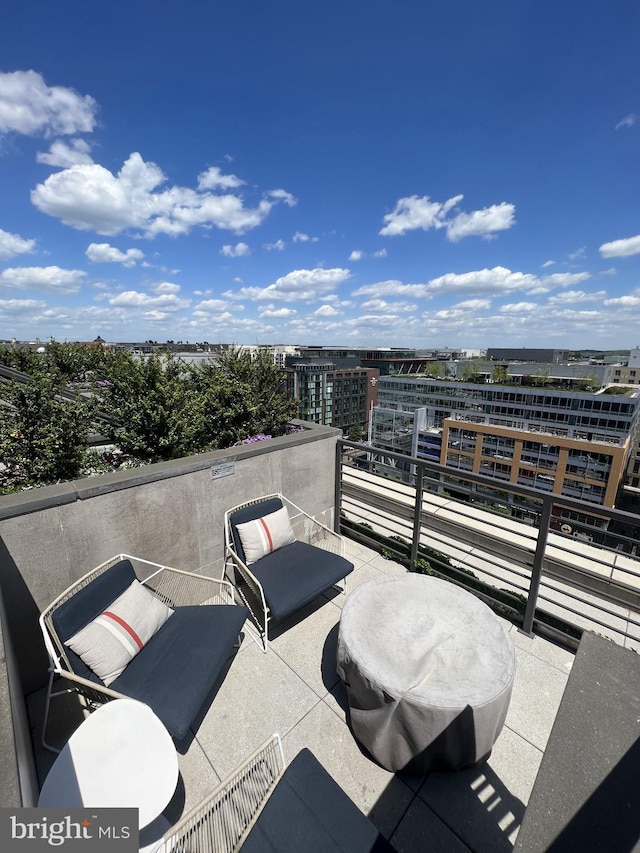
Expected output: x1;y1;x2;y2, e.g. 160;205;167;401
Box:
259;516;274;553
103;610;144;650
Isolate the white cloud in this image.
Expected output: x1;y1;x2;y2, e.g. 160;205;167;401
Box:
453;298;492;311
568;246;587;260
220;242;251;257
499;302;537;313
0;228;36;260
197;166;245;191
193;298;233;313
224;267;351;302
154;281;181;295
615;114;637;130
264;239;285;251
547;290;606;304
108;289;190;311
86;242;144;267
0;265;85;294
380;194;462;236
599;234;640;258
379;193;516;242
600;268;617;276
233;277;243;284
37;138;93;167
541;260;556;268
359;298;417;313
0;70;97;137
426;267;588;296
0;298;46;313
353;267;589;301
31;152;289;238
268;189;297;207
315;304;339;316
446;203;516;242
373;248;388;258
604;292;640;307
349;250;363;261
293;231;318;242
259;306;297;318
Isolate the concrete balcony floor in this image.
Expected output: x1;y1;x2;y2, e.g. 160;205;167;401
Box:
28;538;575;852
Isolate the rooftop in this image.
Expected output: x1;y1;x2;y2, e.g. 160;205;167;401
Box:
2;422;637;850
28;538;575;852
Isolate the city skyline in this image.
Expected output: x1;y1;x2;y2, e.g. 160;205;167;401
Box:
1;2;639;348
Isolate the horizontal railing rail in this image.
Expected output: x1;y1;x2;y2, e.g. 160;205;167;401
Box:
336;439;640;651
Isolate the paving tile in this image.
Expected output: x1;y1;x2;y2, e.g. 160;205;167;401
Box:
327;562;386;609
343;539;380;563
509;626;575;675
282;701;414;840
193;641;319;779
505;645;569;751
366;552;408;575
418;726;542;851
391;797;472;853
270;598;342;697
174;738;220;817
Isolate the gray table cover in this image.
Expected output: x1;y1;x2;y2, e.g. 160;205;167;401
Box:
336;574;516;773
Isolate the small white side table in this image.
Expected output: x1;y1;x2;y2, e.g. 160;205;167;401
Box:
38;699;179;829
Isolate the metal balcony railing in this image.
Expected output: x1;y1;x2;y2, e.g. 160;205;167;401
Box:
335;439;640;651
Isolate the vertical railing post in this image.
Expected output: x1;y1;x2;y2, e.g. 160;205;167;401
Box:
521;496;554;636
334;439;343;535
410;461;424;573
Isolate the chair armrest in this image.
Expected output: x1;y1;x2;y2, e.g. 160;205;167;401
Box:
281;496;346;557
50;667;126;704
162;735;285;853
225;548;269;615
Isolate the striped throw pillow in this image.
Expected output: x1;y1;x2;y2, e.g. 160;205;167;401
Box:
65;580;174;686
236;505;296;565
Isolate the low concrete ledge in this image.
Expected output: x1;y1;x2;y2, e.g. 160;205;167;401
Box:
0;420;340;517
515;631;640;852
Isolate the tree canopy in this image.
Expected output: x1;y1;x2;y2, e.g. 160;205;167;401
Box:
0;344;298;491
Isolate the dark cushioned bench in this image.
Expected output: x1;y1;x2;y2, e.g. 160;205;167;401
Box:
52;558;248;740
240;748;396;852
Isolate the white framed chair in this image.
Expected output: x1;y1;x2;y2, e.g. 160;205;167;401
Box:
159;734;395;852
224;494;353;651
39;554;248;750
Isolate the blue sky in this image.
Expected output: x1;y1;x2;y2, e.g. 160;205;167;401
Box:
0;1;639;349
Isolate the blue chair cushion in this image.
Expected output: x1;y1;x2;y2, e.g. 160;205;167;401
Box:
229;498;284;565
240;748;396;852
52;559;137;643
110;604;248;740
249;541;353;622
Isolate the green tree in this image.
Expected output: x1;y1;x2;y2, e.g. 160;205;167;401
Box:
0;373;96;490
347;423;364;442
491;365;509;384
96;346;298;462
460;363;485;383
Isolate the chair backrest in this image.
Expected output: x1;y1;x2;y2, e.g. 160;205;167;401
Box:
47;558;137;681
162;734;285;853
227;497;284;565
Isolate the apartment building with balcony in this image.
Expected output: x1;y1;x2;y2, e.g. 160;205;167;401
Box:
371;377;640;509
285;360;379;433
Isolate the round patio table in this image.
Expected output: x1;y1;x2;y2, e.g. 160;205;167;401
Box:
38;698;179;829
336;574;516;773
